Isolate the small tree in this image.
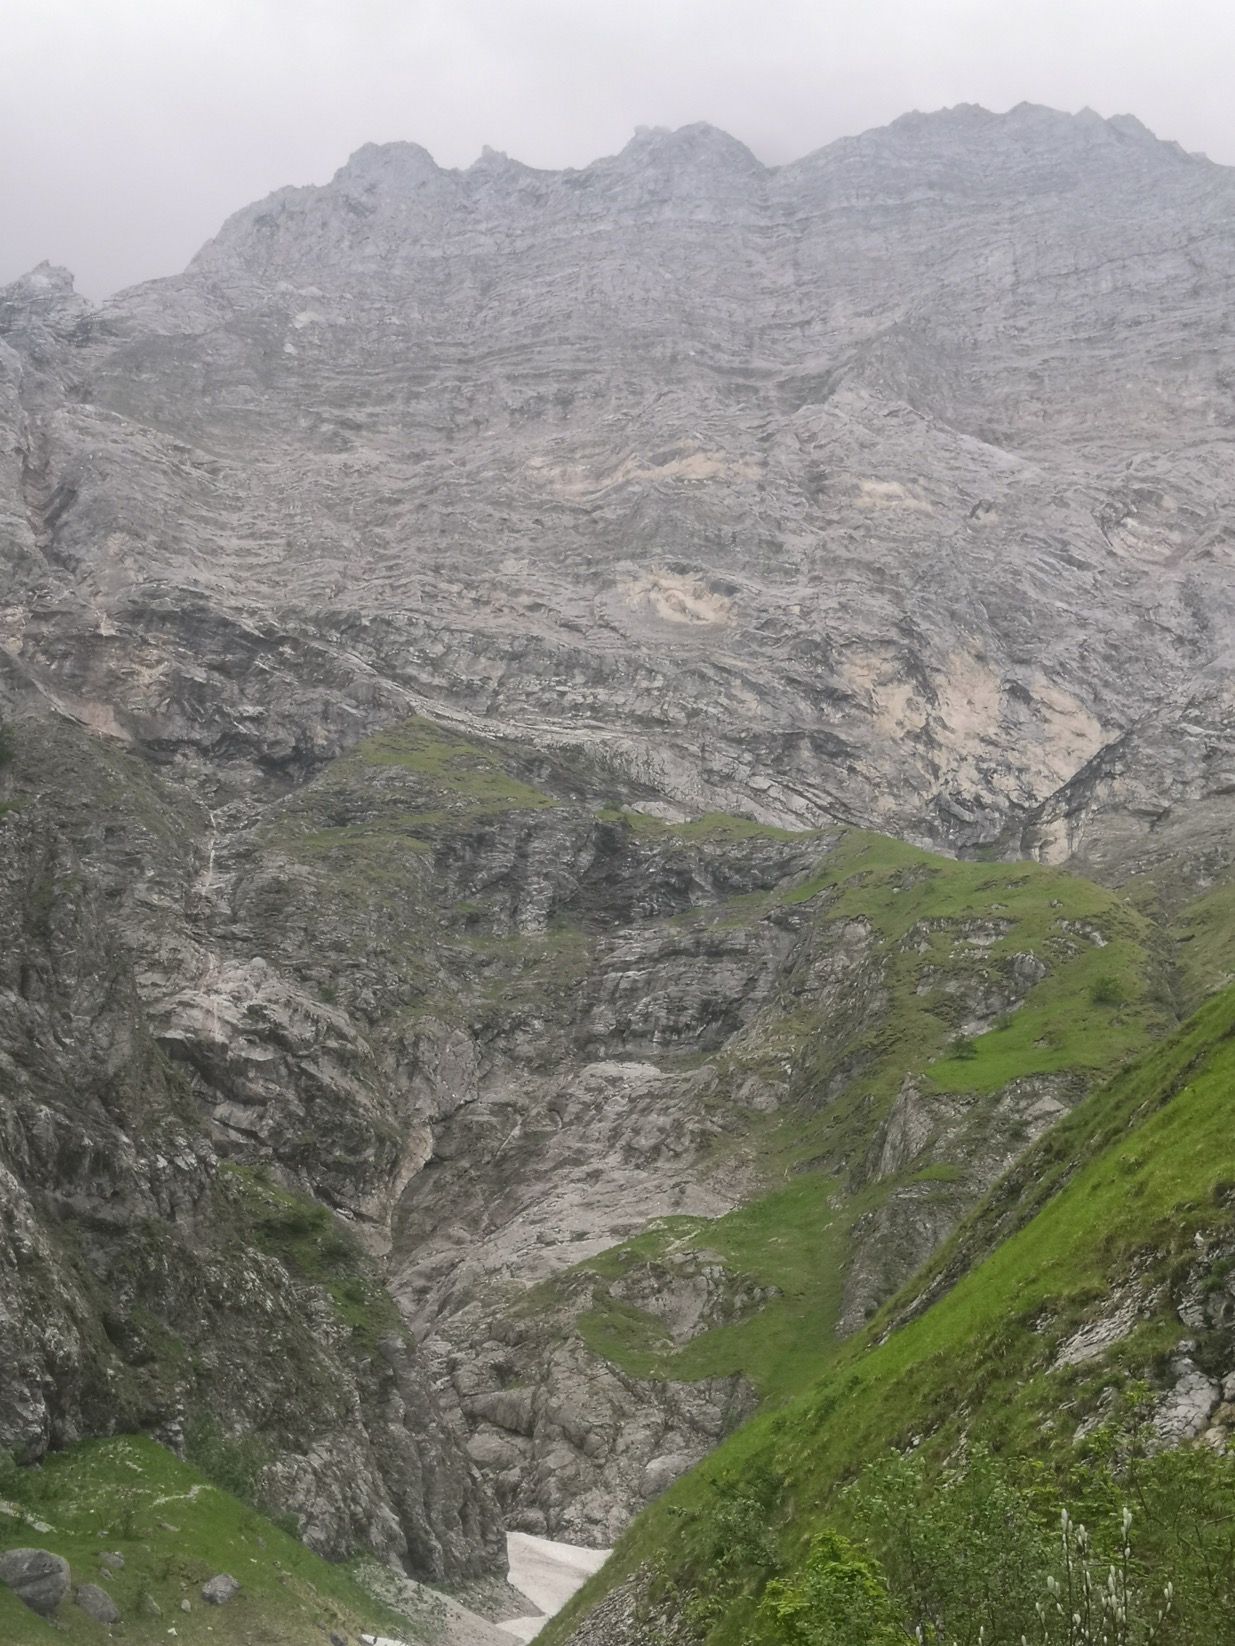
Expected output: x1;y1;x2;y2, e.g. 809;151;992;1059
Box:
759;1530;904;1645
1089;975;1128;1009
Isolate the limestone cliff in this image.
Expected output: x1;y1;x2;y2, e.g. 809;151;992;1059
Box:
2;103;1234;1577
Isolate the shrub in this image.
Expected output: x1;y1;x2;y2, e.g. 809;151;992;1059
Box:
759;1530;904;1645
1090;975;1128;1008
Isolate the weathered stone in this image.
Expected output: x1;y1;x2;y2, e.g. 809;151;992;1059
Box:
75;1582;120;1624
1153;1356;1219;1445
2;102;1235;1565
201;1573;240;1605
0;1548;70;1616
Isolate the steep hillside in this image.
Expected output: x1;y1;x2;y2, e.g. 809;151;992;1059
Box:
0;715;503;1580
439;829;1167;1508
0;691;1171;1559
219;703;1169;1540
551;982;1235;1644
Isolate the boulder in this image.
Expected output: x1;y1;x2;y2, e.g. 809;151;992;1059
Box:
201;1572;240;1605
75;1582;120;1624
0;1547;71;1616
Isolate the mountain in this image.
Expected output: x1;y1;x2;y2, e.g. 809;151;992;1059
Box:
2;102;1235;1640
6;104;1235;845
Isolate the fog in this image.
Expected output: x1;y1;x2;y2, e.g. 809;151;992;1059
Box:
2;0;1232;298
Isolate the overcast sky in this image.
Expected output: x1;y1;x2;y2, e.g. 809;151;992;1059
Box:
3;0;1233;298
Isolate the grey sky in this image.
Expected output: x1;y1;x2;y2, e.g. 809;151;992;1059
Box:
3;0;1232;299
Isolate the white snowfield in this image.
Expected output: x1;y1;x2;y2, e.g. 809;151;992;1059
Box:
361;1532;611;1646
500;1532;612;1642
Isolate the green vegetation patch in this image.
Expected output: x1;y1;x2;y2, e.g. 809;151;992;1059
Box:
545;1181;854;1400
600;807;818;844
219;1164;403;1349
1170;878;1235;1011
348;716;554;811
267;715;559;881
0;1436;427;1644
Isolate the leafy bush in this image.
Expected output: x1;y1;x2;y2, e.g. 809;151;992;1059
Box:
1089;975;1128;1008
759;1530;903;1645
846;1447;1052;1644
837;1443;1222;1646
183;1413;265;1504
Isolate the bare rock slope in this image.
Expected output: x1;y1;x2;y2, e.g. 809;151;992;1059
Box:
5;105;1235;844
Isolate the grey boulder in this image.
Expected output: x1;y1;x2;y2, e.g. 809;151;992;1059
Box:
0;1547;71;1616
75;1582;120;1624
201;1572;240;1605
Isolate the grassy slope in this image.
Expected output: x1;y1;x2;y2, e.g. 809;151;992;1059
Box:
529;830;1166;1402
0;1437;426;1645
1169;879;1235;1010
547;982;1235;1645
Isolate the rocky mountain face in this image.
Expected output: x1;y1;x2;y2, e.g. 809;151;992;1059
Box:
0;716;503;1579
2;102;1235;1592
6;104;1235;844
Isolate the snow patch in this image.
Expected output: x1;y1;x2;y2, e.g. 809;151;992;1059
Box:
499;1532;611;1641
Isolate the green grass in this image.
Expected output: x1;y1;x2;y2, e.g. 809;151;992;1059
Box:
219;1165;403;1349
547;1180;857;1400
293;817;436;856
1171;879;1235;1009
267;715;558;879
0;1436;426;1644
748;830;1163;1109
599;808;818;844
546;982;1235;1646
346;717;553;811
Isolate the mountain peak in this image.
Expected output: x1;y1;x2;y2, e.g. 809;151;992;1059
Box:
0;261;89;334
618;121;764;172
334;140;442;189
5;260;77;297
